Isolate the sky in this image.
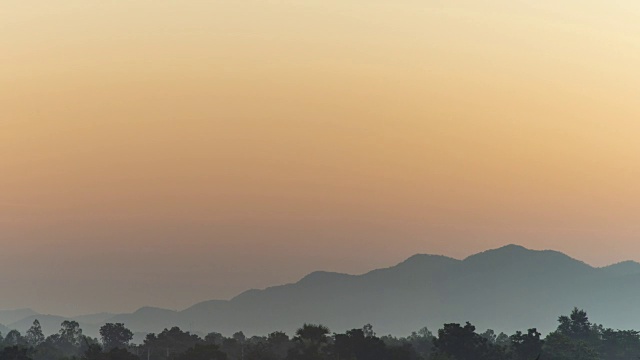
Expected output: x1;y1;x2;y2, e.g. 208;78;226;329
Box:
2;0;640;315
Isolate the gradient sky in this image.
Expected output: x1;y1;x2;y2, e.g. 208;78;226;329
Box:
2;0;640;315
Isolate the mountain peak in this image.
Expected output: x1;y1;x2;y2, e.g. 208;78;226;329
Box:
462;244;594;275
497;243;528;251
469;244;529;257
402;253;457;262
463;244;532;262
464;244;577;259
601;260;640;277
133;306;177;315
392;253;460;272
33;245;640;339
0;308;39;328
299;271;351;284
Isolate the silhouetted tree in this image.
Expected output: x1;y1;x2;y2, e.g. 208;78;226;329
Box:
362;324;375;338
100;323;133;350
142;327;202;360
0;346;31;360
433;322;496;360
599;328;640;360
81;343;104;360
233;332;245;360
81;343;139;360
287;324;330;360
25;320;44;347
386;344;420;360
205;332;224;346
334;328;387;360
480;329;497;344
50;320;87;357
7;306;640;360
545;309;600;360
59;320;83;346
495;332;510;347
405;327;434;359
244;341;277;360
557;307;594;342
30;337;65;360
510;328;543;360
221;338;242;360
266;331;292;359
3;331;24;347
177;344;226;360
105;348;139;360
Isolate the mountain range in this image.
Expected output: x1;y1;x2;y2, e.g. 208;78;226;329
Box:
3;244;640;341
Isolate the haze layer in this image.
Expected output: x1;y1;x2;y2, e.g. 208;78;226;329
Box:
2;0;640;314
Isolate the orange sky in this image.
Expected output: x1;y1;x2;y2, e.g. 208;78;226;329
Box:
2;0;640;315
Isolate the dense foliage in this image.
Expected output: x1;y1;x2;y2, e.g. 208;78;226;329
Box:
0;308;637;360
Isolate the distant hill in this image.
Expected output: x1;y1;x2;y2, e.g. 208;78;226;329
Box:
8;315;97;339
71;312;115;324
5;245;640;340
0;323;10;336
0;309;38;327
89;244;640;337
600;260;640;277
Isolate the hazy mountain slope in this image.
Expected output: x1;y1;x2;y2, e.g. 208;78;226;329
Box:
0;324;10;336
1;311;114;338
0;309;38;327
600;261;640;277
104;244;638;337
72;312;115;324
8;315;99;338
10;314;68;335
9;244;640;340
107;307;181;334
436;245;601;332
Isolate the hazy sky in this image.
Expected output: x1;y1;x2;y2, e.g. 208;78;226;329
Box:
2;0;640;315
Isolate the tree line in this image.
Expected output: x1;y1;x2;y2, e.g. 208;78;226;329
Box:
0;307;636;360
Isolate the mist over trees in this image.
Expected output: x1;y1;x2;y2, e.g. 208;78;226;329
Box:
0;308;638;360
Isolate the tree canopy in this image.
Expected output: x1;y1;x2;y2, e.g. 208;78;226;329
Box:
0;308;637;360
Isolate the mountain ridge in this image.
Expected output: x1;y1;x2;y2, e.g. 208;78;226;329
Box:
4;244;640;340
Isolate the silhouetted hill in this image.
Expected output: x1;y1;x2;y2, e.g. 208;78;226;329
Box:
8;314;99;339
600;260;640;276
5;245;640;340
0;309;38;327
107;307;180;334
91;244;640;337
0;323;10;336
72;312;115;324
